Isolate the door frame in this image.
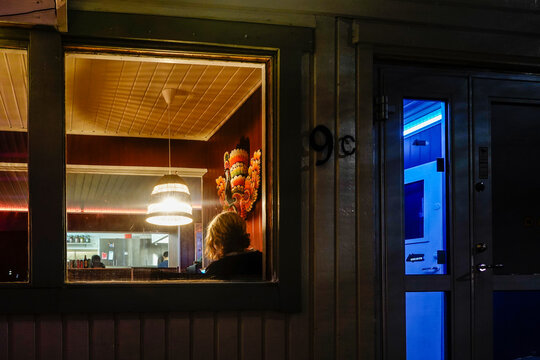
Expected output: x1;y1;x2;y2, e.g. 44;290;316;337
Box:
378;66;471;360
378;65;540;360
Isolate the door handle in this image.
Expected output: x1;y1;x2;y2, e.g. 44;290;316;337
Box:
476;263;504;272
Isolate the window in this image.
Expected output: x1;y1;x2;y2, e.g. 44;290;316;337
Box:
65;50;268;283
403;99;447;275
0;48;28;283
0;12;310;312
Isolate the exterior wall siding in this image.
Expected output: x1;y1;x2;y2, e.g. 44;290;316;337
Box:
0;17;369;360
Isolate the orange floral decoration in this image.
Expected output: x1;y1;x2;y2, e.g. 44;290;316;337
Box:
216;148;261;219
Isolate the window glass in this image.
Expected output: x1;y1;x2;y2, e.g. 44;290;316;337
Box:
406;292;447;360
65;51;266;283
403;99;447;275
0;49;29;283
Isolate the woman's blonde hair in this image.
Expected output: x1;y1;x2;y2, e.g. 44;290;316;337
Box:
204;211;251;260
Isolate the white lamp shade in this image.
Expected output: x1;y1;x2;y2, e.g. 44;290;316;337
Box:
146;174;193;226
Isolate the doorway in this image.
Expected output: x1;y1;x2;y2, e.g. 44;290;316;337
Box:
379;67;540;360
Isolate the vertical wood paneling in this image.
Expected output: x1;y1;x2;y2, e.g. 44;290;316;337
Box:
336;18;358;360
10;315;35;360
191;312;214;360
167;313;190;360
239;312;262;360
0;16;375;360
141;314;166;360
0;316;8;360
287;50;313;360
116;314;140;360
90;314;115;360
67;135;207;168
64;314;89;360
312;15;336;360
216;312;238;360
36;314;62;360
263;313;286;360
356;45;376;360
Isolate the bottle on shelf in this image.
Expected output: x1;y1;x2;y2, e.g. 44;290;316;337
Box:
83;255;88;268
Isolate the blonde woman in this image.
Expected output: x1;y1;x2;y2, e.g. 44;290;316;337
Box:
204;211;262;280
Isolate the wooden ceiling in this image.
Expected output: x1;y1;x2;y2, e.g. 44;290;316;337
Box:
0;50;27;132
0;49;261;212
0;170;203;213
0;50;263;141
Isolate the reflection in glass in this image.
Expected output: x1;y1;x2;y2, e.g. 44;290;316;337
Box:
492;103;540;275
403;99;447;275
0;49;28;282
406;292;446;360
494;291;540;360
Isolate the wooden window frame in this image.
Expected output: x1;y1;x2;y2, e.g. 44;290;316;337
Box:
0;11;313;313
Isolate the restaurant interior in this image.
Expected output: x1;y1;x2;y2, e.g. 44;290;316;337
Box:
0;48;267;283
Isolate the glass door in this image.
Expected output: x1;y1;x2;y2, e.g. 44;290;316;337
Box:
381;68;471;360
472;78;540;360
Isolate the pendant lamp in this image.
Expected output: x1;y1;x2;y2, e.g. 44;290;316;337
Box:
146;89;193;226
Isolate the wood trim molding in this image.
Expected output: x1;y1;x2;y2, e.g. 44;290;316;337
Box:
0;162;208;177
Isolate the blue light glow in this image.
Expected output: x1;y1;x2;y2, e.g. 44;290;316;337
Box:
403;114;442;136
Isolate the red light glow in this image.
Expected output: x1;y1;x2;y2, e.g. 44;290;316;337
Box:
0;204;202;214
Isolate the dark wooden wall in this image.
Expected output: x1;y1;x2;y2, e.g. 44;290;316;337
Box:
202;87;263;252
0;131;27;163
0;212;28;282
67;134;207;168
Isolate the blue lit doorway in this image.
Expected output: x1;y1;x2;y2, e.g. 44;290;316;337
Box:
380;68;470;360
380;67;540;360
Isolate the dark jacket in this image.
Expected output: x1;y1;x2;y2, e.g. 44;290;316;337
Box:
205;251;262;280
